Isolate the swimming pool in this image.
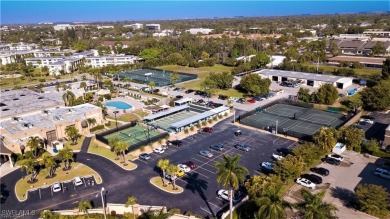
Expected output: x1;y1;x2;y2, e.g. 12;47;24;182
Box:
105;101;133;110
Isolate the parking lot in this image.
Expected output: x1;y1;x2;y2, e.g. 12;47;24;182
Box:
354;111;390;144
133;120;297;217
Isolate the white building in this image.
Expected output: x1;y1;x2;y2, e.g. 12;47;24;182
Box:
186;28;214;35
145;24;161;31
85;55;141;68
124;23;143;29
10;42;38;51
153;29;174;37
25;56;83;76
0;55;13;65
97;25;114;29
363;29;390;37
0;44;11;51
333;34;370;41
53;24;75;31
267;55;286;68
236;55;256;62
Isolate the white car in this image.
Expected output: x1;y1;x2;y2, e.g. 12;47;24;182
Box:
177;164;191;173
165;174;177;181
153;147;165;154
327;154;344;162
359;118;374;124
272;153;283;161
52;182;62;192
296;178;316;189
261;162;274;171
217;189;241;203
73;177;83;186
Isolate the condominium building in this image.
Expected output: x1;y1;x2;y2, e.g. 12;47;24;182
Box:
145;24;161;31
85;55;141;68
124;23;143;29
53;24;75;31
186;28;214;35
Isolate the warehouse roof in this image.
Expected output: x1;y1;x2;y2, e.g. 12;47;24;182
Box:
257;69;346;83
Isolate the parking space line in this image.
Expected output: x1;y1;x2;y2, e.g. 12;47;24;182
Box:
192;157;207;163
208;201;222;209
189;170;209;178
200;207;212;215
197;166;215;174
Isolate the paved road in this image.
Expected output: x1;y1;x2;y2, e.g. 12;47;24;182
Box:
0;117;296;219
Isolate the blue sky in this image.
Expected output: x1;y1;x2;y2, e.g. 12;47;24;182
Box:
1;1;389;24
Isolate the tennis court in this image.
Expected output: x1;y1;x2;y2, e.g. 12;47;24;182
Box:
241;104;345;138
118;68;197;86
103;125;160;146
149;110;199;130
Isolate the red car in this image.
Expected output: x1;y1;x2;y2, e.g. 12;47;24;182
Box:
184;161;197;169
247;98;256;103
203;127;213;133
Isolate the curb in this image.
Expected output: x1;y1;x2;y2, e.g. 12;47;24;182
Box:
87;151;138;171
149;177;183;194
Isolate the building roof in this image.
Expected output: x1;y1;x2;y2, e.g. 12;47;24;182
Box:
257;69;348;83
338;41;365;49
362;41;390;50
0;140;12;155
170;106;229;129
174;97;192;104
143;105;189;120
327;56;386;65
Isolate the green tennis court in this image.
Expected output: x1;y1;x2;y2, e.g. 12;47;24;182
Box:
103;125;160;145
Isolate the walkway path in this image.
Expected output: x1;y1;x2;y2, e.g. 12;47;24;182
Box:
80;137;92;153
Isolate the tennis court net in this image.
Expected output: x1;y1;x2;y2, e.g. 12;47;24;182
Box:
262;110;292;119
297;117;330;126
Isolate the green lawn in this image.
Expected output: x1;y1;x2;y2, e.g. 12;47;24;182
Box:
150;176;183;194
106;110;148;122
88;138;137;170
303;64;381;77
64;136;85;151
16;163;102;201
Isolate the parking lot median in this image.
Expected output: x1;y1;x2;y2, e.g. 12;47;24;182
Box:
149;177;184;194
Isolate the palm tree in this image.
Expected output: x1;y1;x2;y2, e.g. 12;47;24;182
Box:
125;196;138;219
62;90;76;106
215;154;249;219
78;200;92;216
157;159;170;187
27;136;41;157
57;147;74;170
255;184;292;219
296;189;338;219
19;157;38;182
115;141;128;163
87;118;96;128
42;66;49;76
79;81;87;91
167;164;179;190
148;81;156;93
40;153;56;178
138;208;172;219
65;126;79;145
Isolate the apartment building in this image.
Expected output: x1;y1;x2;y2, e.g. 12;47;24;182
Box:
186;28;214;35
53;24;75;31
85;55;141;67
124;23;143;29
145;24;161;31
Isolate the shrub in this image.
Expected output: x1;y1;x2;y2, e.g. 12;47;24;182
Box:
104;94;112;100
140;146;146;152
104;121;111;126
224;112;228;117
201;121;207;126
372;150;390;158
111;210;116;216
168;208;181;214
208;119;213;124
38;79;46;82
90;125;104;132
55;76;61;79
190;126;195;131
218;114;223;119
196;123;201;128
213;116;218;121
353;145;361;153
184;129;189;135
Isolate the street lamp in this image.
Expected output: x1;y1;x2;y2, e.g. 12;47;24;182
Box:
113;111;119;131
101;187;107;219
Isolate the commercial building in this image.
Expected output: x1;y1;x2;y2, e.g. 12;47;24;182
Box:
327;56;386;68
85;55;142;68
256;69;353;89
186;28;214;35
53;24;75;31
124;23;143;29
145;24;161;31
363;29;390;37
332;40;390;56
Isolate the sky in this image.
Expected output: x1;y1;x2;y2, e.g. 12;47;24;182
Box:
1;1;389;24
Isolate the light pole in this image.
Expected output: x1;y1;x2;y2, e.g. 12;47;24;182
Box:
101;187;107;219
113;111;119;131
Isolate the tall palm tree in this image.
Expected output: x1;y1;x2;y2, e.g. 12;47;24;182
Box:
57;147;74;170
148;81;156;93
27;136;41;157
19;157;38;182
157;159;170;187
40;153;56;178
115;141;128;163
62;90;76;106
78;200;92;216
297;189;338;219
167;164;179;190
255;184;292;219
65;126;79;145
215;154;249;219
125;196;138;219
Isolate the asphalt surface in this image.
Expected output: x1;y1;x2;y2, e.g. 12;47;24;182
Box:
0;117;297;219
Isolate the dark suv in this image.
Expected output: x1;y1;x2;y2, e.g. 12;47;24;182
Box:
234;130;242;136
301;174;323;184
324;157;340;166
310;167;329;176
167;140;183;147
277;148;293;157
203;127;213;133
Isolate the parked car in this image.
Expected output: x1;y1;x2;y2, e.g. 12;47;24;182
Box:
197;99;206;105
167;140;183;147
199;150;213;158
374;168;390;179
272;153;283;161
185;89;194;94
217;189;242;203
261;162;274;171
296;178;316;189
203;127;213;133
165;174;177;181
234;130;242;136
300;174;323;184
153;147;165;154
183;161;197;169
247;98;256;103
218;95;228;100
176;169;185;177
234;143;250;151
152;89;160;93
310;167;330;176
52;182;62;193
73;177;83;186
277;148;293;157
210;143;224;151
176;95;183;99
139;153;151;160
177;164;191;173
327;154;344;162
237;98;246;103
324;157;341;166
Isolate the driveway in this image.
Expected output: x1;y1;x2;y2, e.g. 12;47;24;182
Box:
0;117;296;219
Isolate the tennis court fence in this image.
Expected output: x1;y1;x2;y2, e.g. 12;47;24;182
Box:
96;121;139;145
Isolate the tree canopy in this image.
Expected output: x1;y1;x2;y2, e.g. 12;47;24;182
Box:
239;74;271;96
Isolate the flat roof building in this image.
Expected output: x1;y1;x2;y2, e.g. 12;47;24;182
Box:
53;24;75;31
145;24;161;31
327;56;386;68
256;69;353;89
186;28;214;35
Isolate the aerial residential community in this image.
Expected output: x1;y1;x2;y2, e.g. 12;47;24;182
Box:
1;1;390;219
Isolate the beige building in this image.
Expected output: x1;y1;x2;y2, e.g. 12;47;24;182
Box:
384;124;390;148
